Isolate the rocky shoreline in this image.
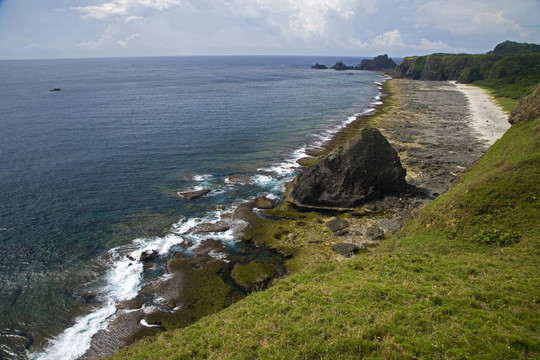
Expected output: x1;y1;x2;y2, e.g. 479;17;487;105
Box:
78;79;509;359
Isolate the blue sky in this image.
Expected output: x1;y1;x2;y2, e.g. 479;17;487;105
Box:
1;0;539;59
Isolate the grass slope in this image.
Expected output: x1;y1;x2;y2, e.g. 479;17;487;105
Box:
109;107;540;358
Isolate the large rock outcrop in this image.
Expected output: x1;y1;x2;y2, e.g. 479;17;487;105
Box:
289;127;407;210
357;54;397;71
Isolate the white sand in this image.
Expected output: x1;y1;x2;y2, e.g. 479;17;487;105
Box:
454;83;511;146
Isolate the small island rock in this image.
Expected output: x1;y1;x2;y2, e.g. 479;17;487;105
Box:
178;188;211;199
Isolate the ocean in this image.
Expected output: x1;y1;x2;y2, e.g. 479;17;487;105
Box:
0;56;384;359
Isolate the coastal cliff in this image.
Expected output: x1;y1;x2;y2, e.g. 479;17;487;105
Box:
392;41;540;99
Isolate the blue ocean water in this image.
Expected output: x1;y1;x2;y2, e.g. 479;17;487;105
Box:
0;56;383;358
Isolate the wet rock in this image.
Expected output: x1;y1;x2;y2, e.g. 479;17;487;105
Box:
290;127;407;210
230;261;276;292
192;221;230;234
255;196;275;209
178;189;211;199
117;295;145;310
331;243;367;257
326;218;350;235
139;249;159;262
226;174;252;185
193;239;229;265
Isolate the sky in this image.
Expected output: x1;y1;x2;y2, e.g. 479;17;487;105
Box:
0;0;539;60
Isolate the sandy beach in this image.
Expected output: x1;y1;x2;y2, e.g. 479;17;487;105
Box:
455;82;510;145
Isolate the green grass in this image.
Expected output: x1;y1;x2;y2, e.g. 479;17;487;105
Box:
108;99;540;358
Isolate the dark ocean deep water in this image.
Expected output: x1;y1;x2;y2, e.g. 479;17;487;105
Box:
0;56;383;359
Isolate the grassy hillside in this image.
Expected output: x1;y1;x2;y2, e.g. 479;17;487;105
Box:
393;49;540;99
109;94;540;358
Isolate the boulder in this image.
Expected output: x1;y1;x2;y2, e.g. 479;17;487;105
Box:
290;126;407;209
326;218;350;234
331;243;366;257
178;189;211;199
255;196;275;209
192;221;230;234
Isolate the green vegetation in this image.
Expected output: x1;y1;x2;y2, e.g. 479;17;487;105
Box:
109;84;540;358
488;40;540;55
394;41;540;99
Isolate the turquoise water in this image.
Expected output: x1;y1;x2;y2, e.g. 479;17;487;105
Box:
0;56;383;358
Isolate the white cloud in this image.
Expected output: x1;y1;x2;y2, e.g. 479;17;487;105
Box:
372;29;404;46
415;1;525;36
77;25;117;48
218;0;378;40
72;0;183;20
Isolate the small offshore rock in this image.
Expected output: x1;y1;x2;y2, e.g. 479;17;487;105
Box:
331;243;366;257
178;189;211;199
139;249;159;262
226;174;252;185
311;63;328;69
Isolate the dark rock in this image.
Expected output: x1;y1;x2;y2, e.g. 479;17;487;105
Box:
139;249;159;262
326;218;350;233
332;61;355;71
49;88;61;92
290;126;408;209
331;243;366;257
178;189;211;199
365;225;385;240
230;261;276;292
311;63;328;69
356;54;397;71
192;221;230;234
255;196;275;209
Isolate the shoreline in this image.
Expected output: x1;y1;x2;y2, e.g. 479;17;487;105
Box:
35;77;511;360
32;75;388;360
454;82;511;145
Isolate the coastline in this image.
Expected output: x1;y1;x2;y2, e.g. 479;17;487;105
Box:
31;72;388;360
105;77;524;359
37;77;511;360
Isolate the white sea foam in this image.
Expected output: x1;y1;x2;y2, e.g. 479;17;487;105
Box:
191;174;212;182
32;254;144;360
32;217;208;360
